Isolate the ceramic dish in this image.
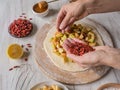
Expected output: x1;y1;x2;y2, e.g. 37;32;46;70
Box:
32;3;49;17
31;81;69;90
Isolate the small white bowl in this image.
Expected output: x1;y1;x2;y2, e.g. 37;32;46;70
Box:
32;3;49;17
30;81;69;90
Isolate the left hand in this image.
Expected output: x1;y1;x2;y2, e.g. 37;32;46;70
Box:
56;0;90;32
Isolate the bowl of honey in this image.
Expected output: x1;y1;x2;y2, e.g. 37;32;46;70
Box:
32;1;49;17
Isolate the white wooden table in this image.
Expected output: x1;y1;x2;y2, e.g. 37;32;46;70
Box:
0;0;120;90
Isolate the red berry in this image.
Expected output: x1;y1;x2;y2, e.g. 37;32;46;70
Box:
9;68;13;71
9;18;33;38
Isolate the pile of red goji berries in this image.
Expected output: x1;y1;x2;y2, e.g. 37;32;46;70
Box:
9;18;33;38
69;42;95;56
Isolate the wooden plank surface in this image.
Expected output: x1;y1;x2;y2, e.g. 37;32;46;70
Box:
0;0;120;90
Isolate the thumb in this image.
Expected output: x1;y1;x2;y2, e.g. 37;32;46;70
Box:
67;53;91;68
67;51;98;65
67;53;85;63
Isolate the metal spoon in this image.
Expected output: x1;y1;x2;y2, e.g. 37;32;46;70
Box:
38;0;59;10
47;0;59;3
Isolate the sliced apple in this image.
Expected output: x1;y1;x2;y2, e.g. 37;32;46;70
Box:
89;42;97;47
69;33;75;38
87;32;95;43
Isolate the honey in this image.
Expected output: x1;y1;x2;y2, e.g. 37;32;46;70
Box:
33;1;48;13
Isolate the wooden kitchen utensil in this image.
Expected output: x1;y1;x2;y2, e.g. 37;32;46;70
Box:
34;18;113;84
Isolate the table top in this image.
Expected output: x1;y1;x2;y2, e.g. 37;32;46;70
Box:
0;0;120;90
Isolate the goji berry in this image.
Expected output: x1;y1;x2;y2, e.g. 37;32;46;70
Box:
22;13;26;15
25;48;29;52
24;57;28;61
14;66;20;68
9;68;13;71
69;42;95;56
9;18;33;38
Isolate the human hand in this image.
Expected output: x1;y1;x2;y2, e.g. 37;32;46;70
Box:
57;0;120;33
56;0;90;32
63;38;120;69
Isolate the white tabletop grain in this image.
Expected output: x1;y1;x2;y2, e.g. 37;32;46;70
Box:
0;0;120;90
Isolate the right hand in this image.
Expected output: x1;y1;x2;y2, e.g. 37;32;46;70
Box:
62;38;120;69
56;0;89;32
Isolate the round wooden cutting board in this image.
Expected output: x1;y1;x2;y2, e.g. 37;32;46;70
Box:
34;18;113;84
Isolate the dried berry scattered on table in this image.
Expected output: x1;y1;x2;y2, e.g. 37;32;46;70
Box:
9;65;20;71
13;65;20;68
27;44;31;46
24;16;27;18
22;13;26;15
9;68;13;71
27;44;32;48
28;45;32;48
24;57;28;61
21;45;24;48
21;43;32;61
25;48;29;52
29;18;32;20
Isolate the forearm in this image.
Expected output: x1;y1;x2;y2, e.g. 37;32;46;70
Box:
83;0;120;14
101;48;120;70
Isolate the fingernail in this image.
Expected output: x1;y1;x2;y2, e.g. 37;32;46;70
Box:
64;27;69;33
62;30;65;33
60;24;63;30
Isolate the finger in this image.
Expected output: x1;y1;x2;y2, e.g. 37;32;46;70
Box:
73;38;87;44
67;53;83;63
64;26;71;32
67;49;102;67
67;53;91;66
62;30;65;33
70;38;87;44
60;13;71;30
62;42;70;53
81;50;103;65
68;53;90;64
67;52;95;65
81;52;96;63
63;39;72;48
56;9;65;31
63;39;73;47
74;60;90;68
64;17;76;32
69;17;76;25
67;38;77;44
